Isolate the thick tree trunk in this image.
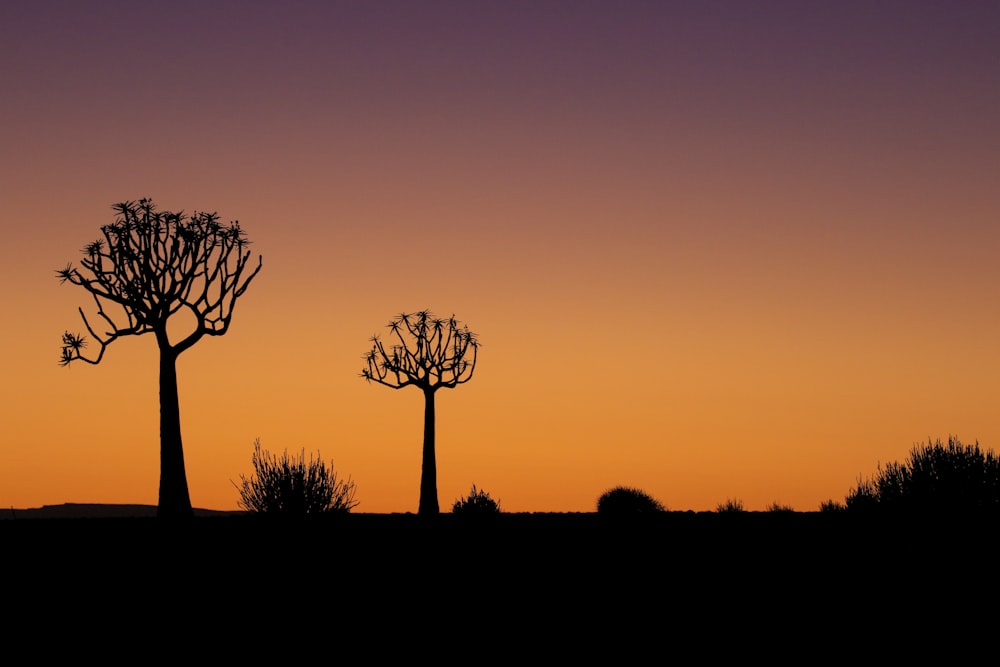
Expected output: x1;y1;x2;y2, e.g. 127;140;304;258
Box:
158;350;193;518
418;388;439;515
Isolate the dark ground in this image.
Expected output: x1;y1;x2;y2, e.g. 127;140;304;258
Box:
3;508;996;657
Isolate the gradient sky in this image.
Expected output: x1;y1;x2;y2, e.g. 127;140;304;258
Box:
2;0;998;513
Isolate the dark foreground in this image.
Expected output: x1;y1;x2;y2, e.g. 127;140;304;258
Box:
4;511;996;657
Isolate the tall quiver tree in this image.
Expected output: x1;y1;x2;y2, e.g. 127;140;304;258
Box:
57;198;263;518
361;310;479;515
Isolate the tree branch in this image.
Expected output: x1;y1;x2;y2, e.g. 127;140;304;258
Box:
360;311;479;392
58;198;262;366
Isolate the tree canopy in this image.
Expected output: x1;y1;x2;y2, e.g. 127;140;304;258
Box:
58;198;262;364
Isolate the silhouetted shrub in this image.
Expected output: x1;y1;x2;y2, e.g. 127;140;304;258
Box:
452;485;502;515
596;486;665;513
766;502;794;512
819;499;846;512
716;498;744;513
233;438;359;515
845;436;1000;513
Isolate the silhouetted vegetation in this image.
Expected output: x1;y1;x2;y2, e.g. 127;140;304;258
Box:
845;436;1000;513
452;485;502;515
716;498;744;513
57;198;262;518
361;310;479;515
596;486;665;513
819;499;846;512
233;438;358;515
766;502;794;512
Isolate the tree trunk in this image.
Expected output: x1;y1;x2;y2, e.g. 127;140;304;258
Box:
418;388;439;515
158;349;193;518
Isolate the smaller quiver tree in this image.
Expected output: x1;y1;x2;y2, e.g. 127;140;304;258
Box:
361;310;479;515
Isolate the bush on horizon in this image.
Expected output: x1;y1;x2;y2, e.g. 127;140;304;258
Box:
233;438;359;515
452;485;502;515
596;486;666;513
845;436;1000;513
716;498;744;513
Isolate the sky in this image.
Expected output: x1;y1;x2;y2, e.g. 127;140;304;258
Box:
2;0;999;514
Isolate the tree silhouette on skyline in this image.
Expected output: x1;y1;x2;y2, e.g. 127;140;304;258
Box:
57;198;263;518
361;310;479;515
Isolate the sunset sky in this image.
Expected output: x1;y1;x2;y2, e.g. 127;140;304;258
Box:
2;0;998;514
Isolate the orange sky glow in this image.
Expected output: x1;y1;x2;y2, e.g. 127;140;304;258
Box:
2;1;999;513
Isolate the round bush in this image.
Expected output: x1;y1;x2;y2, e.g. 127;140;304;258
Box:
596;486;665;513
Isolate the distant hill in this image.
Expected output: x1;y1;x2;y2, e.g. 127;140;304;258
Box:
2;503;243;519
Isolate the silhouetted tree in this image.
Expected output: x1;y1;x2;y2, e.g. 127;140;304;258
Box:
233;438;358;515
597;486;665;513
845;436;1000;513
57;198;262;518
361;310;479;515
